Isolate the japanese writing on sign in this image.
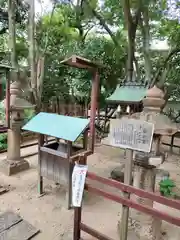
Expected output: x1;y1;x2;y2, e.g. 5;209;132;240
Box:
72;164;88;207
109;118;154;152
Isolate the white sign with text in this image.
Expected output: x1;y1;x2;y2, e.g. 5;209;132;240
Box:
109;118;154;152
72;164;88;207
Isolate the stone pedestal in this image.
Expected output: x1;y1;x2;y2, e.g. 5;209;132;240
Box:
0;129;29;176
0;81;34;176
130;154;162;240
7;128;21;160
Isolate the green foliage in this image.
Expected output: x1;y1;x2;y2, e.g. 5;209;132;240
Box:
0;133;7;150
0;102;5;124
159;178;176;198
42;36;126;107
24;109;35;124
37;0;180;107
1;0;180;109
156;17;180;100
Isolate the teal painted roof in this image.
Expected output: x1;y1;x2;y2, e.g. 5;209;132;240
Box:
106;86;147;103
22;112;90;142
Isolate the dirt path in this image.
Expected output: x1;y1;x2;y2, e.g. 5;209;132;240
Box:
0;144;179;239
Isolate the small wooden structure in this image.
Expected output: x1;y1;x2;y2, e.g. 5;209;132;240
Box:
61;55;102;151
102;81;148;135
22;112;90;209
106;81;148;115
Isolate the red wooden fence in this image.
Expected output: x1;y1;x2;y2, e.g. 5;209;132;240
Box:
73;171;180;240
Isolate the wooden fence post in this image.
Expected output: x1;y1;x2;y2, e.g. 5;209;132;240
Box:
73;207;82;240
120;149;133;240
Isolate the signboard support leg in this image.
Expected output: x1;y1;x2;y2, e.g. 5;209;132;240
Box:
120;149;133;240
73;155;87;240
67;141;72;210
38;134;44;195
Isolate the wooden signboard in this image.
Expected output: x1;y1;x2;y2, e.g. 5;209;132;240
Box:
109;118;154;240
109;118;154;153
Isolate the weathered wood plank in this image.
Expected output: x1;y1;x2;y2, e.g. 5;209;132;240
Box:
0;211;22;233
0;220;40;240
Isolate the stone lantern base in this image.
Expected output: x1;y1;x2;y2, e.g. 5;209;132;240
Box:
130;153;162;240
0;129;29;176
0;158;29;176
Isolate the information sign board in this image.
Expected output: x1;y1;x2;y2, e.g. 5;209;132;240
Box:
109;118;154;152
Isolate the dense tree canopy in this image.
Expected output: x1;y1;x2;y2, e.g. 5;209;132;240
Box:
0;0;180;109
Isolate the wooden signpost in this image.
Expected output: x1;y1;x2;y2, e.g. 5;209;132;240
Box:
109;118;154;240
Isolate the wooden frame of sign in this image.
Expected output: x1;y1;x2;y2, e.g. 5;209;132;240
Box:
108;118;154;240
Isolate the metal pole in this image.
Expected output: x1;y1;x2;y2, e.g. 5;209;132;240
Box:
120;149;133;240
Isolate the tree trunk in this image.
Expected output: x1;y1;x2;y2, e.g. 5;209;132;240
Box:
8;0;17;80
127;28;136;82
151;48;180;87
29;0;36;104
122;0;141;82
141;7;151;85
85;0;120;47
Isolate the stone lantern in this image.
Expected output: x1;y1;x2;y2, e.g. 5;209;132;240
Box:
129;85;178;240
0;81;34;175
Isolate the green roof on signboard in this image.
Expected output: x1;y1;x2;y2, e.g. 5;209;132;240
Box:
106;85;147;103
22;112;90;142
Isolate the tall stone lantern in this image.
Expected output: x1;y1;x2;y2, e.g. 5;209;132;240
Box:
129;85;178;240
0;81;34;175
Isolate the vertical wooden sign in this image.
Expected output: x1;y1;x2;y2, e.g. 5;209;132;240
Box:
109;118;154;240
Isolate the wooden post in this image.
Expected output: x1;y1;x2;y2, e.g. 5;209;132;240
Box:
83;129;88;151
73;137;87;240
73;158;86;240
74;206;82;240
38;134;44;195
103;105;108;136
89;70;99;152
120;149;133;240
67;141;73;210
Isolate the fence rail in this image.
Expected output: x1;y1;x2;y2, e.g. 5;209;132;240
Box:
74;171;180;240
87;172;180;210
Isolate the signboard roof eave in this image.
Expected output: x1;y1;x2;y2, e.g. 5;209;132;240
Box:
106;86;148;103
106;99;143;104
22;112;90;142
60;55;103;69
